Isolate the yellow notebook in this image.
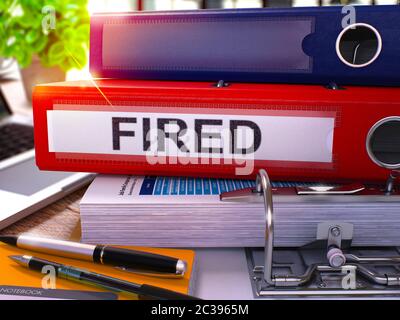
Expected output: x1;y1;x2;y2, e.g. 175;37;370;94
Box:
0;243;196;300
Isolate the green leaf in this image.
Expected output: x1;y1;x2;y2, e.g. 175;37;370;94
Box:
17;49;32;68
25;29;40;44
74;24;90;42
15;18;33;29
61;27;75;42
66;44;87;69
31;35;48;53
48;41;65;62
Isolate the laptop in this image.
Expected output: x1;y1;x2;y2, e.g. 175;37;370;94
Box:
0;86;93;229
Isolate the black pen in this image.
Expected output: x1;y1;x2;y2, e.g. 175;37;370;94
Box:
0;235;186;276
9;255;199;300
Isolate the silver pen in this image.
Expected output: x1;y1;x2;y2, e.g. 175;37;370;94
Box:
1;235;186;277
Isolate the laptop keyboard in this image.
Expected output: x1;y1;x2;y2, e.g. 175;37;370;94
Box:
0;123;34;161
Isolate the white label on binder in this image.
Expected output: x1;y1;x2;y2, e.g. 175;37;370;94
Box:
47;109;335;163
102;18;313;72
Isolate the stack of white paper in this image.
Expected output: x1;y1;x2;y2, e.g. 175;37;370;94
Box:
80;175;400;247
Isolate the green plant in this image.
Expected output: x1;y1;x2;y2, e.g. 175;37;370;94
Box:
0;0;90;72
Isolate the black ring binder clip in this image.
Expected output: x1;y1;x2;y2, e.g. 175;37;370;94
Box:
221;169;400;298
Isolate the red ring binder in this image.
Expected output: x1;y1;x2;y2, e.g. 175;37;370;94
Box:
33;79;400;182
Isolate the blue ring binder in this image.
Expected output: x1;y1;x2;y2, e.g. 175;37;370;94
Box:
90;5;400;86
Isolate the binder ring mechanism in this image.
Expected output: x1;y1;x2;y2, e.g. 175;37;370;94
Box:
221;169;400;295
256;169;319;287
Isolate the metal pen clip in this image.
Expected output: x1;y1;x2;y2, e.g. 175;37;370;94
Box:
115;266;186;279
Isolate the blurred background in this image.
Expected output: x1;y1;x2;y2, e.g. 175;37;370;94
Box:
89;0;399;12
0;0;398;102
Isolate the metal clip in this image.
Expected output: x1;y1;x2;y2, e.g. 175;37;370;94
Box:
385;170;400;195
296;183;365;195
326;226;347;268
222;170;281;286
223;169;400;295
220;187;264;203
214;80;229;88
326;82;345;90
115;266;185;279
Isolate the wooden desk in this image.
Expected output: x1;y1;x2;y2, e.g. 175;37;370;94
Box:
0;188;87;240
